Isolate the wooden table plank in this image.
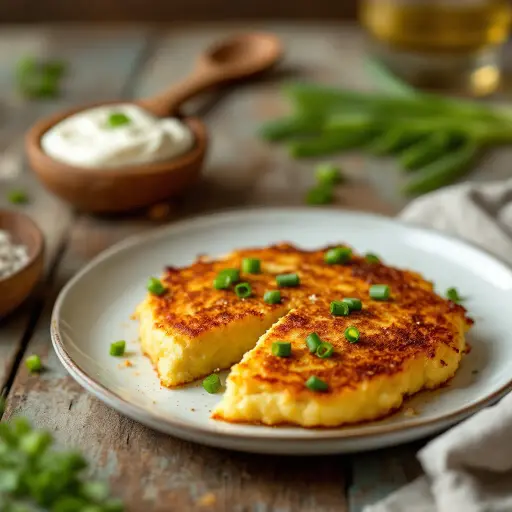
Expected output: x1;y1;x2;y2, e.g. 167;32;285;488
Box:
0;26;152;391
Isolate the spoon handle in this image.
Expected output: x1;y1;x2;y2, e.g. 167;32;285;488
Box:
138;63;224;117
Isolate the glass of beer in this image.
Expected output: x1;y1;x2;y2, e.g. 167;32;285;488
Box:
360;0;511;96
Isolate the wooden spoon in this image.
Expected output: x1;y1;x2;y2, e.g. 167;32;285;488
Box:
26;32;283;213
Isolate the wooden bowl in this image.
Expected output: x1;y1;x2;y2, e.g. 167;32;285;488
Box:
0;210;45;318
25;105;208;214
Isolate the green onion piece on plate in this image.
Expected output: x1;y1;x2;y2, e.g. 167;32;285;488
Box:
342;297;362;311
365;253;381;264
316;342;334;358
272;341;292;357
109;341;126;357
369;284;390;301
330;300;350;316
306;332;322;353
446;287;464;303
345;326;360;343
107;112;131;128
235;282;252;298
242;258;261;274
147;277;166;296
202;374;221;394
305;376;329;392
264;290;281;304
25;354;42;373
276;273;300;287
324;246;352;265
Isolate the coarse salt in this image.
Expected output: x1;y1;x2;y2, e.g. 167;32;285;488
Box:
0;230;29;280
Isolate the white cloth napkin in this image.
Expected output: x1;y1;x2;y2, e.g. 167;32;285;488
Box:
365;179;512;512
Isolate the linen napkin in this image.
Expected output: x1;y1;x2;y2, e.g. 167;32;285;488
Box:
364;179;512;512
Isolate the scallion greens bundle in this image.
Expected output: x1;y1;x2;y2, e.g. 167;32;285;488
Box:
259;83;512;195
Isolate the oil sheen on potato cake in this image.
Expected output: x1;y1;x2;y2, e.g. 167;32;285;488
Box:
136;243;472;427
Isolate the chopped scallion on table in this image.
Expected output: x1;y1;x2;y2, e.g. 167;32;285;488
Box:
305;375;329;392
316;342;334;359
315;163;344;186
109;341;126;357
330;300;350;316
235;282;252;298
147;277;166;296
306;332;322;353
276;273;300;287
324;246;352;265
272;341;292;357
242;258;261;274
25;354;42;373
305;185;333;205
342;297;362;311
202;374;221;394
7;189;29;204
344;326;360;343
107;112;131;128
446;287;464;303
369;284;390;301
365;253;381;264
264;290;281;304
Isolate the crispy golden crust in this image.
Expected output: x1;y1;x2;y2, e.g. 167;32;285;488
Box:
223;305;469;398
149;242;471;345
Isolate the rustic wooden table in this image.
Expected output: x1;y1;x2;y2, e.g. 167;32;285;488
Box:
1;23;509;512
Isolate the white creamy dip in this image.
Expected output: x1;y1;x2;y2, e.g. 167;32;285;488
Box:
0;230;29;280
40;104;195;168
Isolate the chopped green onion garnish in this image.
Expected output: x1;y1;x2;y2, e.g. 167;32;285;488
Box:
369;284;390;301
316;342;334;358
324;246;352;265
107;112;131;128
276;273;300;287
345;326;360;343
109;341;126;357
235;282;252;298
305;186;333;205
306;332;322;353
305;376;328;392
7;189;29;204
330;300;350;316
365;253;381;264
218;268;240;284
315;163;344;186
342;297;362;311
213;268;240;289
25;354;42;373
264;290;281;304
214;275;230;289
242;258;261;274
272;341;292;357
446;287;464;303
202;374;221;394
147;277;166;296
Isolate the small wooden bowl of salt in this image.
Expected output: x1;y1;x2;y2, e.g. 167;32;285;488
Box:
0;210;44;318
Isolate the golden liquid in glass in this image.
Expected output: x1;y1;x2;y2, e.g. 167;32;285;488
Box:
360;0;511;95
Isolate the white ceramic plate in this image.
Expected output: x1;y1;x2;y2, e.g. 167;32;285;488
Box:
51;208;512;455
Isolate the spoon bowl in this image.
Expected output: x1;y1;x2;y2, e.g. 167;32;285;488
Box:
0;209;44;318
25;32;282;213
